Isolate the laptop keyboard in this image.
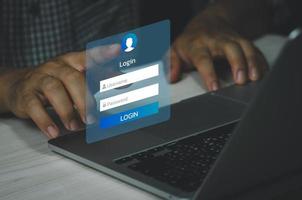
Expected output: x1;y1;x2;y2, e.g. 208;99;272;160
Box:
115;122;237;192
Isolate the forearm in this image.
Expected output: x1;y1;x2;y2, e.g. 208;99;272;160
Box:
194;0;274;39
0;68;28;113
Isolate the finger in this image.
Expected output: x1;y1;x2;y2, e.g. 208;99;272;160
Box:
191;48;219;91
221;40;248;85
39;75;81;131
53;66;86;124
60;52;86;72
85;88;97;124
61;44;120;72
86;44;120;68
24;94;59;138
238;39;269;81
170;47;182;83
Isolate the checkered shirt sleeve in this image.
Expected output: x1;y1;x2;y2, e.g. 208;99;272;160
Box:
0;0;139;68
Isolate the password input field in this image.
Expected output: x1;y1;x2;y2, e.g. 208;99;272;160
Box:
100;84;159;112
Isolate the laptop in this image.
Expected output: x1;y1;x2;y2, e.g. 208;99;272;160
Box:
49;35;302;200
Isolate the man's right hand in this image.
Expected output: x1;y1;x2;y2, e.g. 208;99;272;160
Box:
1;44;120;138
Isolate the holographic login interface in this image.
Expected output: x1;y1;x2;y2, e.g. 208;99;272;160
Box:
85;20;170;143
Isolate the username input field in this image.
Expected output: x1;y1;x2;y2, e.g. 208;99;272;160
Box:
100;83;159;112
100;64;159;93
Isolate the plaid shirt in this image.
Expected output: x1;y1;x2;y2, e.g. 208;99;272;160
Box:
0;0;139;68
0;0;299;69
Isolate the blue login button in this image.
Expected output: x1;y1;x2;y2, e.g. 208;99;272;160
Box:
100;102;159;129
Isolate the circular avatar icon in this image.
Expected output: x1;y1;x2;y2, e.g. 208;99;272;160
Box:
121;33;137;53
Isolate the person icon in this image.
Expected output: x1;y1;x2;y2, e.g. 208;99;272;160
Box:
122;33;137;53
102;84;106;90
125;38;134;52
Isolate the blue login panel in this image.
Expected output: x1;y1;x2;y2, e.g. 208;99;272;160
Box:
85;20;171;143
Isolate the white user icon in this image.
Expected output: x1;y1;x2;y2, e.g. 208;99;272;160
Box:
124;37;134;52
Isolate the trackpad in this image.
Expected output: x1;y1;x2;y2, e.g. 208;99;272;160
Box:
144;94;247;141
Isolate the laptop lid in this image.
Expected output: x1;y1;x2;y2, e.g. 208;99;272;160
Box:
195;35;302;200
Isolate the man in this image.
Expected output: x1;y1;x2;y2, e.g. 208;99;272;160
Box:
0;0;138;138
0;0;299;138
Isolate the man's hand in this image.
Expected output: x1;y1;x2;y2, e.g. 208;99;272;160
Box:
170;13;268;91
1;44;120;138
